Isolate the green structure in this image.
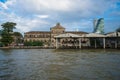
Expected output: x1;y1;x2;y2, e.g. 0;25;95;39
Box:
93;18;104;34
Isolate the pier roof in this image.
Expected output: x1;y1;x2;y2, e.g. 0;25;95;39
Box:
85;33;106;37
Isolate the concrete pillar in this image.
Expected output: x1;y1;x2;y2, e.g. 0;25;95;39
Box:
56;38;58;49
103;37;106;49
115;40;117;49
95;39;97;48
74;38;77;49
79;38;82;49
89;38;91;47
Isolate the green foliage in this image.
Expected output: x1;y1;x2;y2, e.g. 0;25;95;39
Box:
116;27;120;32
13;32;23;37
1;30;14;46
1;22;16;46
24;41;43;46
0;30;2;35
0;42;3;47
1;22;16;32
13;32;23;45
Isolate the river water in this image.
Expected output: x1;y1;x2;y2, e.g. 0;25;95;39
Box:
0;49;120;80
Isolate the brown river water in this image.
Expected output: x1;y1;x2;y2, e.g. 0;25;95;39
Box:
0;49;120;80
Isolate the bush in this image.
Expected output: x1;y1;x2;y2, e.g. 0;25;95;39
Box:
0;42;3;47
24;41;43;46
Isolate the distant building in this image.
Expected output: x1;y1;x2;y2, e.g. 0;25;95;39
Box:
93;18;104;34
93;19;98;32
105;32;120;48
24;23;88;47
106;32;120;37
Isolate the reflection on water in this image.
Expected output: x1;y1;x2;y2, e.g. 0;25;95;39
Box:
0;49;120;80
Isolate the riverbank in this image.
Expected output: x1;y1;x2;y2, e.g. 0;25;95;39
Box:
0;46;55;49
0;46;120;49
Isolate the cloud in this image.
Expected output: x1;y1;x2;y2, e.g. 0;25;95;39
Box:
0;2;8;9
16;0;72;11
35;15;49;19
0;0;15;10
9;0;119;16
0;0;120;33
0;11;49;33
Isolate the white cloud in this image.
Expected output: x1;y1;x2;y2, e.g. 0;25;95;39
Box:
0;0;120;33
35;15;49;19
18;0;72;11
5;0;118;18
3;0;119;14
5;0;14;6
0;11;49;33
0;2;8;9
0;0;15;10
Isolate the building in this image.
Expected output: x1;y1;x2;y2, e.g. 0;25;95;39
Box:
24;23;120;49
93;18;104;34
24;23;88;47
105;32;120;48
106;32;120;37
93;19;98;32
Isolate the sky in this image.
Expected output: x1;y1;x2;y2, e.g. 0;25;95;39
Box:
0;0;120;33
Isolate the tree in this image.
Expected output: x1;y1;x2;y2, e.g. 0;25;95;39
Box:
13;32;23;45
14;32;23;37
1;22;16;32
0;30;2;34
24;41;43;46
0;30;2;47
1;22;16;46
116;27;120;32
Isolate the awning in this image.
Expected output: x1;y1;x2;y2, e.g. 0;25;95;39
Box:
85;33;106;37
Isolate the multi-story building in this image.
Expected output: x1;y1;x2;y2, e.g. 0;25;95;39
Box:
106;32;120;37
93;18;104;34
24;23;88;47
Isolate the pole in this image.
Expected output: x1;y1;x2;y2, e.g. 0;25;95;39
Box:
95;39;97;48
79;38;81;49
103;37;106;49
56;38;58;49
115;39;117;49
